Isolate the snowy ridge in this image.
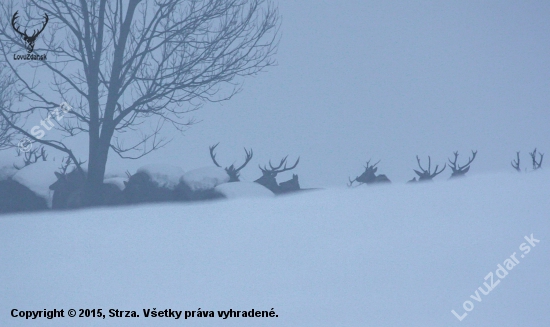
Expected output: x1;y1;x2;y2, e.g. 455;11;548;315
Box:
103;177;127;191
181;166;230;191
215;181;275;199
136;164;185;190
10;161;60;208
0;171;549;327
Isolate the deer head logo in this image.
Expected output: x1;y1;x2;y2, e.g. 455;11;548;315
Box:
11;11;49;53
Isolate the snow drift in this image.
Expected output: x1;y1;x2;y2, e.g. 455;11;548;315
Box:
0;171;549;327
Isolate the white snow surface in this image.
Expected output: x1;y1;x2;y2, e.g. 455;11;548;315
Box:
10;161;61;208
1;172;549;327
181;166;229;191
215;181;275;199
136;164;185;190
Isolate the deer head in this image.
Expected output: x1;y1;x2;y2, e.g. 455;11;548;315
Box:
209;143;253;182
254;156;300;193
11;11;49;53
448;150;477;178
413;155;446;181
49;168;86;209
348;159;390;187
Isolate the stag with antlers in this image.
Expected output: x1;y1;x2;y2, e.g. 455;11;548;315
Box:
448;150;477;178
348;159;391;187
255;156;300;194
209;143;253;182
511;149;543;172
529;148;543;171
11;11;48;53
411;156;446;182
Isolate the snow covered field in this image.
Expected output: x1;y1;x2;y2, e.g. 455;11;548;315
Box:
1;171;548;326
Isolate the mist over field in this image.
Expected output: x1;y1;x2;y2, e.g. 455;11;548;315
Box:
138;1;550;185
2;1;549;184
1;1;549;326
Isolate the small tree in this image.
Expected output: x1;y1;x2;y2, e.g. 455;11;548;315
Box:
0;63;17;151
0;0;280;204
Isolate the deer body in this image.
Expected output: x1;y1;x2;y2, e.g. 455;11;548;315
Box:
123;171;176;204
348;160;391;187
278;174;301;193
50;169;124;209
0;179;48;213
255;156;300;194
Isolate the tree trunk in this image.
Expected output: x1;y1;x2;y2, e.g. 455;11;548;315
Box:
85;137;110;206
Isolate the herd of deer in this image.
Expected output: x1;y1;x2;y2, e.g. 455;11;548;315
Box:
0;145;544;214
0;143;303;213
348;148;543;186
348;151;478;186
208;143;301;193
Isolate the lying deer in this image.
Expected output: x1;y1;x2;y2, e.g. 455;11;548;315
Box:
448;150;477;178
209;143;253;182
348;159;391;187
410;155;446;182
255;156;300;194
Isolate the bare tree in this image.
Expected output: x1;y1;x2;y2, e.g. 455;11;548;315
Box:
0;63;18;151
13;145;47;170
0;0;280;205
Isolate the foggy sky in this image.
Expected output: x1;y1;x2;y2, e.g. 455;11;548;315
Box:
5;1;550;187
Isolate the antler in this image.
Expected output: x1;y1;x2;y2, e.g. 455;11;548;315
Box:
209;143;254;181
13;146;47;169
31;13;48;39
529;148;543;170
364;159;380;171
448;150;477;177
11;11;26;37
263;156;300;175
416;155;431;174
209;143;222;167
59;157;73;175
33;13;50;36
414;155;446;180
511;151;520;172
233;148;253;172
348;176;358;187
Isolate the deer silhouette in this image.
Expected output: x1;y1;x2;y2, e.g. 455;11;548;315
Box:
348;159;391;187
255;156;300;194
209;143;253;182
